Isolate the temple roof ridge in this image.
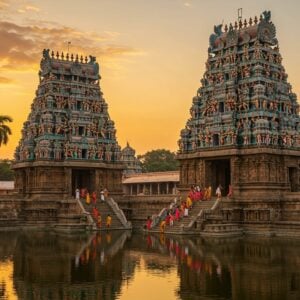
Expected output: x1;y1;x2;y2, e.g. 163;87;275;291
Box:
42;49;97;65
209;10;277;52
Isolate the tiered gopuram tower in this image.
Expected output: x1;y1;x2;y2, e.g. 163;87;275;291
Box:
178;11;300;201
121;143;142;176
13;49;124;200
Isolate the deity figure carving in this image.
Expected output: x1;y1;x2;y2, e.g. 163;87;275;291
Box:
242;44;249;61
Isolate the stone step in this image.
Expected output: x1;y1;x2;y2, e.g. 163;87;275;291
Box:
205;215;224;221
80;199;125;229
203;223;241;233
52;223;89;232
150;199;218;233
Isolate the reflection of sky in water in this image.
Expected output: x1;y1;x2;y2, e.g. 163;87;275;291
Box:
0;232;299;300
117;257;179;300
0;260;17;300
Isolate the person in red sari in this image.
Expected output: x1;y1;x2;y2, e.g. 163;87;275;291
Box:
91;191;97;204
227;184;233;198
175;207;181;221
194;187;201;201
146;216;152;230
165;213;171;226
188;186;195;201
92;206;99;220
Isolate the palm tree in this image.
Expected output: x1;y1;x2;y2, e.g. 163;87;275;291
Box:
0;115;13;146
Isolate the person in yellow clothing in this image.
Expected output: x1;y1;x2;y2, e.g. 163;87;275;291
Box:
160;220;166;233
186;196;192;209
207;186;212;200
86;191;90;204
106;214;112;228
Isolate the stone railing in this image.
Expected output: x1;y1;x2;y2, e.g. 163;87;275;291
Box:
150;196;179;229
185;198;222;230
76;198;96;230
150;208;168;229
106;197;132;229
106;230;131;256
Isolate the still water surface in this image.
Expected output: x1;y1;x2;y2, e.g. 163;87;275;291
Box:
0;231;299;300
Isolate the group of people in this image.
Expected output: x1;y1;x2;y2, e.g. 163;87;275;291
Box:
75;187;107;204
188;184;233;200
146;184;233;232
92;207;112;229
75;187;112;229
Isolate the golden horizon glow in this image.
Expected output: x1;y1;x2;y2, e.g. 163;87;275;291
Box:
1;0;300;159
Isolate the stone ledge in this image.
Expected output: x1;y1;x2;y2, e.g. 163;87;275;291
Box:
12;160;124;169
177;147;300;159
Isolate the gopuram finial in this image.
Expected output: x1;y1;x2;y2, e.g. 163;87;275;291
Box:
238;7;243;23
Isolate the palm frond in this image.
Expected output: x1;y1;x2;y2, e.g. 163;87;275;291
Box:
0;115;13;124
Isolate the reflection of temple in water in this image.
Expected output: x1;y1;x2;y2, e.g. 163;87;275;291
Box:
1;231;299;300
135;234;300;300
12;231;131;300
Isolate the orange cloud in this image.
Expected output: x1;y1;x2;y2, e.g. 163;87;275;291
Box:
25;5;40;12
1;0;40;14
0;76;13;83
0;0;9;10
0;20;143;76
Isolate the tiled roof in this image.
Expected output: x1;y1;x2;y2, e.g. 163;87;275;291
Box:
0;181;14;190
123;171;179;184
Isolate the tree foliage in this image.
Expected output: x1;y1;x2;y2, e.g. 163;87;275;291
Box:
0;160;14;180
0;115;13;146
137;149;179;172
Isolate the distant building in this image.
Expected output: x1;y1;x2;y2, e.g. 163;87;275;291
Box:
121;143;142;175
122;171;179;195
0;181;14;195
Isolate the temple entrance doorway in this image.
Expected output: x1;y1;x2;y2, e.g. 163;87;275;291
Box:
72;169;95;197
288;167;298;192
205;159;231;196
212;134;219;146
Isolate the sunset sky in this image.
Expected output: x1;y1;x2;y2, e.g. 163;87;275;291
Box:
1;0;300;159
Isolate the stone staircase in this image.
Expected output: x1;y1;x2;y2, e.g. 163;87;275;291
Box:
149;197;243;236
150;199;216;234
79;197;131;231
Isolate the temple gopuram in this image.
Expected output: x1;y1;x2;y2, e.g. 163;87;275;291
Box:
177;11;300;235
121;142;142;175
10;50;125;227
